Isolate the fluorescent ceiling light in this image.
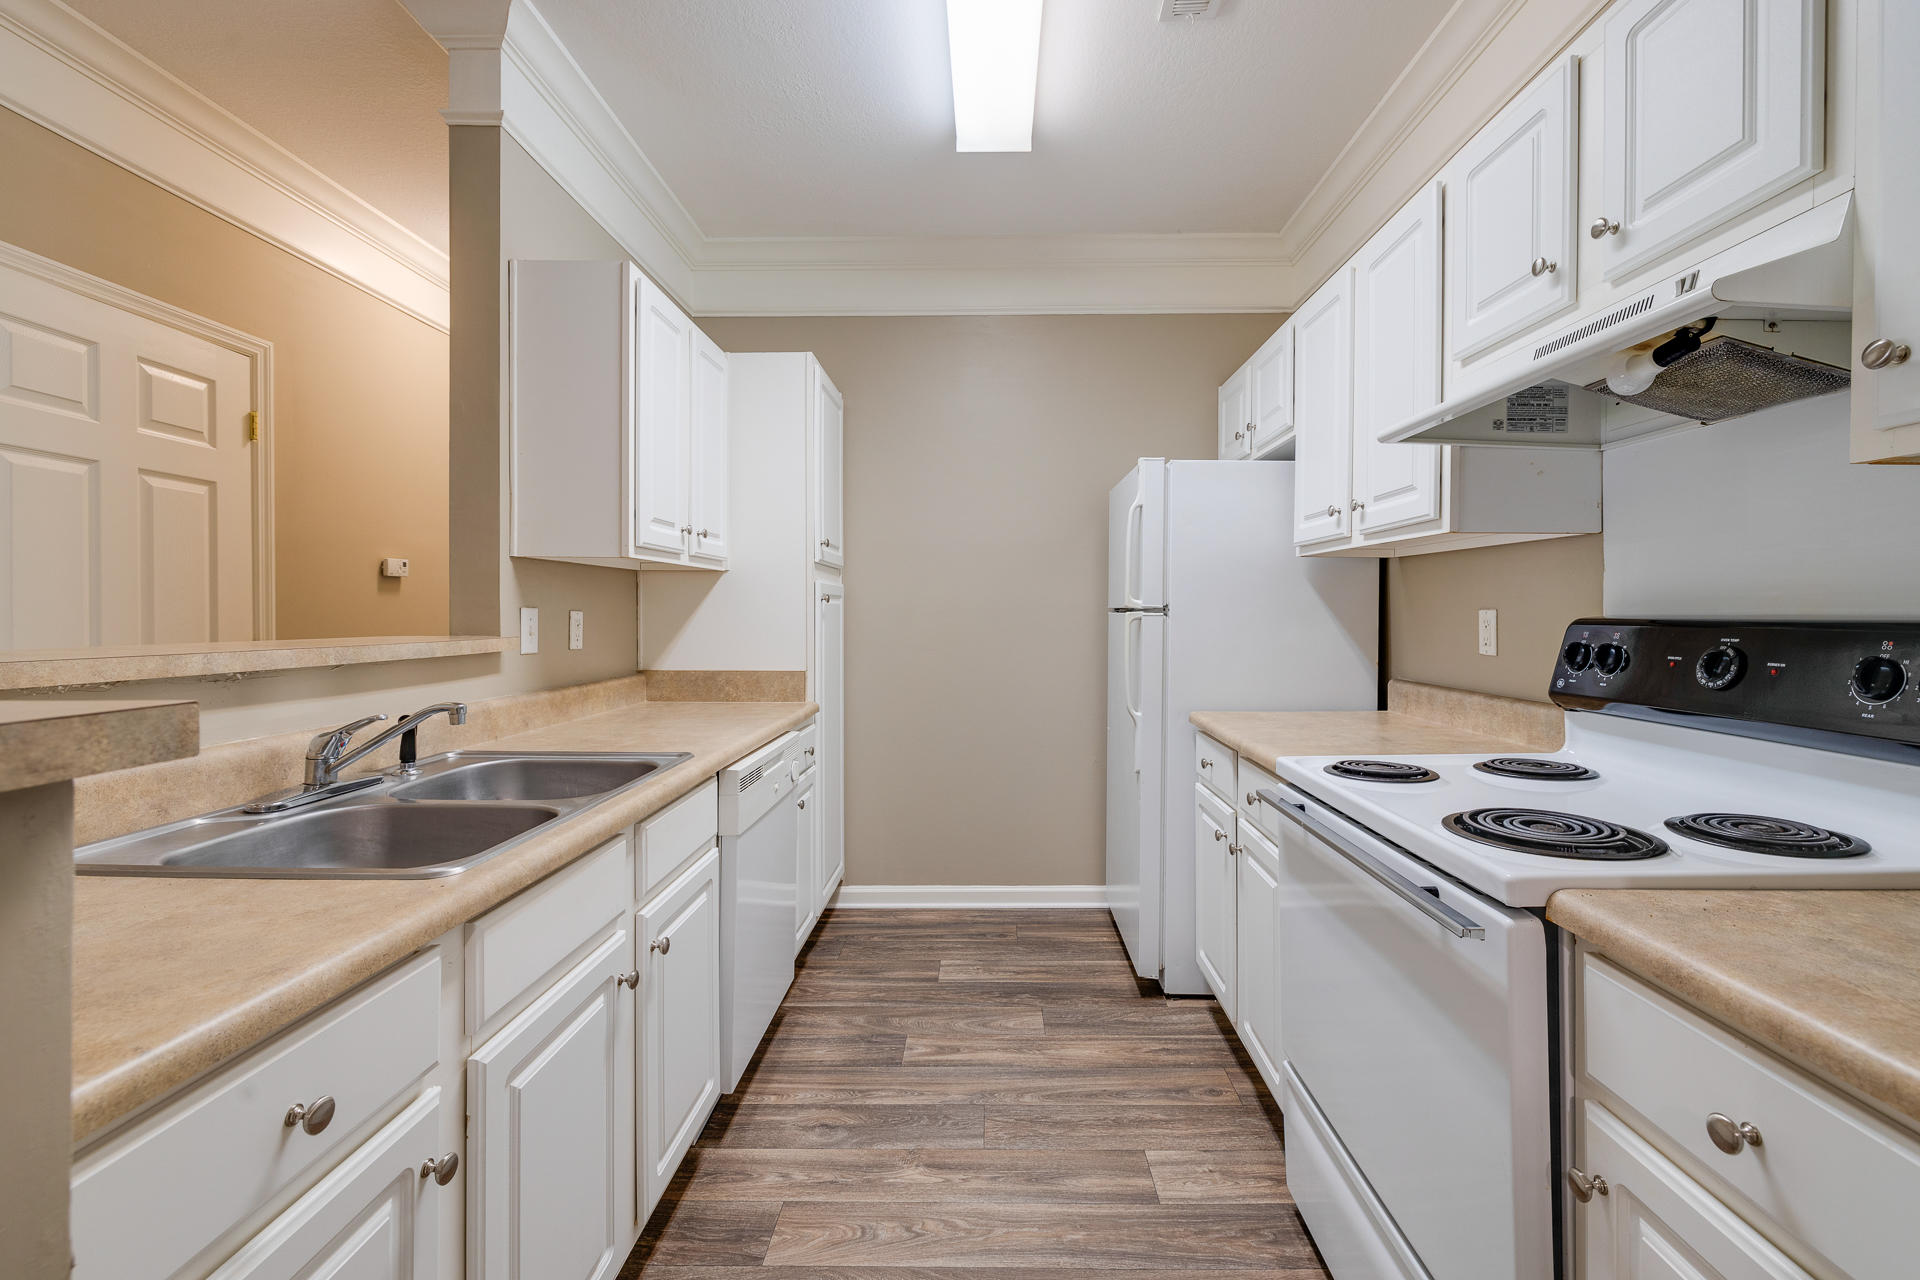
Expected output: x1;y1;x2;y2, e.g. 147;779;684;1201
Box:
946;0;1044;152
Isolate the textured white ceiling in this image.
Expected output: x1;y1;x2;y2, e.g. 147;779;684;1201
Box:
535;0;1453;239
61;0;451;251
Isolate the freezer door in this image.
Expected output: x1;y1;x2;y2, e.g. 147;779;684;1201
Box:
1106;610;1165;980
1107;460;1166;610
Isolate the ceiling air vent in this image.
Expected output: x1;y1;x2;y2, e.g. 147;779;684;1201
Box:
1159;0;1223;19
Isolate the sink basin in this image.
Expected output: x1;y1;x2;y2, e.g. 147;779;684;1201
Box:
74;749;693;879
156;803;559;874
387;755;671;803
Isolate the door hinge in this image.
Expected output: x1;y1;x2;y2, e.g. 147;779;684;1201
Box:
246;411;259;443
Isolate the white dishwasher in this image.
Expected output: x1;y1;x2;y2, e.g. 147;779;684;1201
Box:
718;732;798;1092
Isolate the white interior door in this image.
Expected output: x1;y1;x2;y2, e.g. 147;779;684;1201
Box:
1354;181;1445;536
688;328;729;566
813;580;845;906
634;277;691;557
0;256;256;647
1446;55;1578;362
469;928;636;1280
811;362;844;569
1597;0;1824;283
640;847;722;1218
1291;268;1355;547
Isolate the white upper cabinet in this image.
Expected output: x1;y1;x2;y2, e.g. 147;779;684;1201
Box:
811;361;845;570
1447;55;1579;363
688;328;730;567
1354;180;1445;535
509;260;728;570
1218;364;1252;459
1248;324;1295;457
1851;0;1920;461
634;276;694;558
1291;268;1356;547
1593;0;1824;283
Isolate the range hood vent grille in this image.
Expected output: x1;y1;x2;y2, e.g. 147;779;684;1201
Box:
1535;294;1657;362
1583;335;1850;423
1159;0;1223;18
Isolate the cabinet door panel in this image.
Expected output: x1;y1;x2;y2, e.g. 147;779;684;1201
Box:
470;929;636;1280
1249;326;1294;457
794;775;820;954
640;847;722;1218
1447;56;1578;362
1291;269;1354;547
1193;783;1236;1019
1850;0;1920;459
689;328;729;566
812;363;844;569
1354;181;1445;536
1234;824;1282;1098
634;279;692;557
1577;1102;1813;1280
814;582;845;911
1597;0;1823;282
1218;366;1251;459
209;1091;446;1280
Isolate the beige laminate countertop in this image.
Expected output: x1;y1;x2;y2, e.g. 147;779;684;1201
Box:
0;699;197;793
1549;889;1920;1131
1189;708;1559;769
72;699;815;1142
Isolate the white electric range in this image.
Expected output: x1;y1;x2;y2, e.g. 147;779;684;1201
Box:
1258;619;1920;1280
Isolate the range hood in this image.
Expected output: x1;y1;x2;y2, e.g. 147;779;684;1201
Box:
1381;193;1855;448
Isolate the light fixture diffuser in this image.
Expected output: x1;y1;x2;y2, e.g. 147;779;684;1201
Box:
945;0;1044;152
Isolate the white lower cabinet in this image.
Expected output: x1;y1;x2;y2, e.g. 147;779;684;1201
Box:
208;1090;451;1280
1233;821;1283;1096
639;844;723;1219
468;927;637;1280
812;579;845;916
1576;1101;1812;1280
793;770;821;954
1193;781;1238;1019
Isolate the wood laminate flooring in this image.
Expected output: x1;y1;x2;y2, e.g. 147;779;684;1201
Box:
620;908;1328;1278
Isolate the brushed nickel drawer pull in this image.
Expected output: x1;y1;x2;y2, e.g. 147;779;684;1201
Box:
1706;1112;1763;1154
284;1095;335;1136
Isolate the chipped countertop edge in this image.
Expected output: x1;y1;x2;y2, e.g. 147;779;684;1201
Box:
1548;889;1920;1134
70;698;817;1144
0;699;198;792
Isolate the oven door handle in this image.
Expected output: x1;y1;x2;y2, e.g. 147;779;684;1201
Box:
1257;787;1487;940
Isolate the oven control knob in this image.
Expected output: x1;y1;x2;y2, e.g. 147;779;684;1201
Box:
1594;643;1631;676
1695;645;1746;691
1851;655;1907;704
1562;641;1594;673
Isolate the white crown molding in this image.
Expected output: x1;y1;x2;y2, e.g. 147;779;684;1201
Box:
828;884;1111;910
0;0;451;331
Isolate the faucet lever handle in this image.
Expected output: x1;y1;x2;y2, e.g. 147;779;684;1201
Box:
309;714;386;760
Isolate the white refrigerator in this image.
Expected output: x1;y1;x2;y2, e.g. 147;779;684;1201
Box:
1106;459;1378;994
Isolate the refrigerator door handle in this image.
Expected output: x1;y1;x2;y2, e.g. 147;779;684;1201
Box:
1124;613;1143;772
1123;478;1146;608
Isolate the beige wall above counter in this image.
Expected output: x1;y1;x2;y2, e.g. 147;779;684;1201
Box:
699;313;1281;889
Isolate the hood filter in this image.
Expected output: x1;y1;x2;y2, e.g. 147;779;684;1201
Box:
1585;335;1849;424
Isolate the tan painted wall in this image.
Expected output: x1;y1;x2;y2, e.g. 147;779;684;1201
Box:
1386;535;1604;702
699;314;1282;888
0;107;451;640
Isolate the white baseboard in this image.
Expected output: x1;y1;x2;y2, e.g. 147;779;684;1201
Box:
828;884;1109;910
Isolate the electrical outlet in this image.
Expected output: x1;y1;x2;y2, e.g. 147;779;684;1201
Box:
379;557;409;578
520;607;539;655
1478;609;1498;656
568;610;584;650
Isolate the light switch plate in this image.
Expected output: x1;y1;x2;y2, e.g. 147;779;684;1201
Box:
520;607;539;655
568;610;584;650
1478;609;1498;656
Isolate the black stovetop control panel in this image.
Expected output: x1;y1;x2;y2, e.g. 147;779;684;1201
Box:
1549;619;1920;752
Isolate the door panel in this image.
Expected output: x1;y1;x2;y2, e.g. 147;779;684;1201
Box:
1598;0;1823;281
1235;822;1282;1097
1291;269;1354;547
689;328;729;566
1218;366;1251;459
0;260;255;646
812;362;844;569
1852;0;1920;457
794;775;819;954
1354;181;1445;536
814;581;845;908
634;278;691;557
1248;325;1294;457
1447;56;1578;361
1193;783;1236;1018
641;847;722;1217
470;929;636;1280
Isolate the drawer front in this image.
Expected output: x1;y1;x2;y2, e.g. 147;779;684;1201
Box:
788;721;819;781
1194;732;1234;802
640;778;718;901
1581;954;1920;1280
1236;756;1281;843
467;833;631;1033
72;952;441;1280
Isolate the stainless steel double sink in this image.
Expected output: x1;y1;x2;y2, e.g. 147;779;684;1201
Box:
74;751;691;879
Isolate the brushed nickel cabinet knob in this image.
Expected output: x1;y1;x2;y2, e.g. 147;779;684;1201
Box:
420;1152;460;1185
1590;217;1620;239
1566;1167;1608;1202
616;969;640;989
650;936;672;955
284;1095;335;1136
1706;1112;1762;1154
1862;338;1912;370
